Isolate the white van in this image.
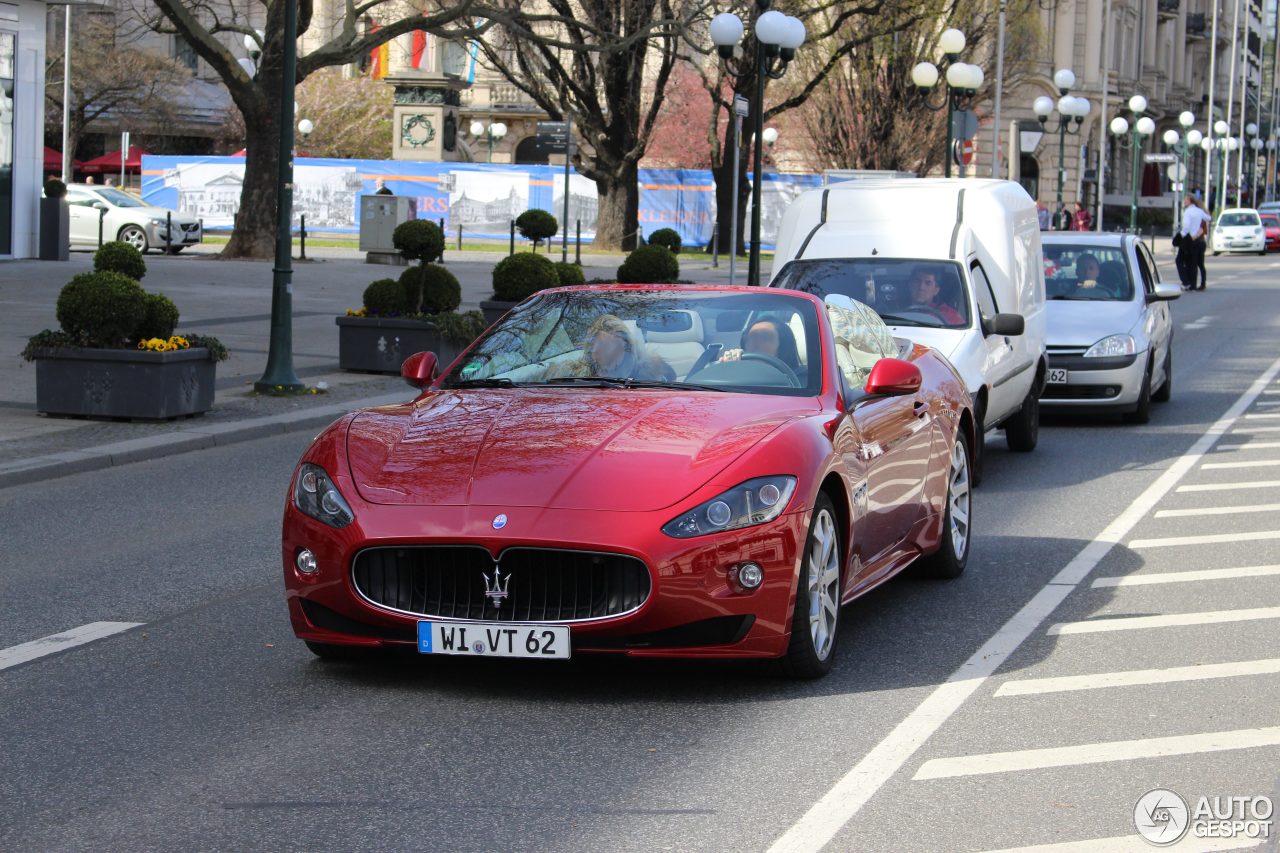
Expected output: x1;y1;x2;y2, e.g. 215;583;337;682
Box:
768;178;1047;481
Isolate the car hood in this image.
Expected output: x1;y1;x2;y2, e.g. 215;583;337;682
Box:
1047;299;1140;347
345;389;815;510
1215;225;1261;237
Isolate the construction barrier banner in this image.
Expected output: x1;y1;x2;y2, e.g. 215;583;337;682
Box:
140;155;824;250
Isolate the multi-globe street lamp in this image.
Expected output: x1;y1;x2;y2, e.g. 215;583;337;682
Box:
469;121;507;163
1161;111;1198;229
1244;121;1260;207
1109;95;1156;233
1212;119;1232;210
710;2;806;287
910;28;984;179
1031;69;1090;230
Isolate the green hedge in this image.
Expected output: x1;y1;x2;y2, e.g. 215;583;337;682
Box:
492;252;560;301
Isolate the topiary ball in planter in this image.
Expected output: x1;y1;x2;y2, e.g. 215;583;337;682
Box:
55;271;147;348
617;245;679;284
492;252;560;301
553;261;585;286
648;228;682;255
393;219;445;263
363;278;407;316
515;209;558;251
94;240;147;281
137;292;180;340
44;178;67;199
401;264;462;314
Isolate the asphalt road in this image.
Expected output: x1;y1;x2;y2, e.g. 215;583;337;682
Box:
3;252;1279;852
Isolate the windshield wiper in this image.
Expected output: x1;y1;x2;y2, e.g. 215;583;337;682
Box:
446;377;517;388
538;376;727;392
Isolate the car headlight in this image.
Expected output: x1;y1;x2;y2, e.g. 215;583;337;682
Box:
1255;227;1263;235
293;462;354;528
148;216;167;226
1083;334;1136;358
662;476;797;538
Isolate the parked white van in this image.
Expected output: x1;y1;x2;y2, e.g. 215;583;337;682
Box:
768;178;1047;482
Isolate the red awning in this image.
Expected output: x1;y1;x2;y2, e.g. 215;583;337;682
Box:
78;145;151;174
44;146;78;174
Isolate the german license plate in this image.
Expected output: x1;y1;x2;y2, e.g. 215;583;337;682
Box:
417;621;570;659
1231;241;1249;247
1047;368;1068;384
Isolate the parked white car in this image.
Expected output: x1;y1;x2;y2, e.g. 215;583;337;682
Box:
1211;207;1266;256
63;184;202;254
1041;233;1180;423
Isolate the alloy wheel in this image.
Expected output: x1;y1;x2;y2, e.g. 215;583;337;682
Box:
807;508;840;661
119;226;147;252
948;440;971;560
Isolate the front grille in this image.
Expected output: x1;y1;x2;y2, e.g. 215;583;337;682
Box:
352;546;651;622
1042;384;1122;400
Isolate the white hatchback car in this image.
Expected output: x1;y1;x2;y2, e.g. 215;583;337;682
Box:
1211;207;1266;256
63;184;202;254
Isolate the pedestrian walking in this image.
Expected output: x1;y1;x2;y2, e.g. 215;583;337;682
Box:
1071;200;1093;231
1176;192;1211;290
1036;199;1052;231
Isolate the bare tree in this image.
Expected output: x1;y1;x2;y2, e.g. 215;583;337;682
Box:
294;69;394;159
45;16;191;163
642;61;718;169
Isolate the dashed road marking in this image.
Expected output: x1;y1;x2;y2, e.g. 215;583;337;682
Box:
1093;564;1280;586
1153;502;1280;517
994;658;1280;696
1129;530;1280;548
978;832;1264;851
1177;480;1280;492
1202;458;1280;469
1049;607;1280;634
0;622;143;672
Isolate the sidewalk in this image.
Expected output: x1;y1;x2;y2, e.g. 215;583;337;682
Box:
0;244;742;490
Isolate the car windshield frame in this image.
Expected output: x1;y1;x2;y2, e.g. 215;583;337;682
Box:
441;288;828;398
1042;242;1136;302
93;188;148;208
770;257;972;330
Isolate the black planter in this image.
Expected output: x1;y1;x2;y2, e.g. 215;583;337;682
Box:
336;316;468;374
33;346;217;419
479;299;518;328
39;197;70;261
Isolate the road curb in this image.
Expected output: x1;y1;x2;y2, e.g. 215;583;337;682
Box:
0;392;409;490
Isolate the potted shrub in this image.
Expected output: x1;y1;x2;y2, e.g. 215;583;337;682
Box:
480;252;561;326
337;262;486;374
648;228;682;255
617;244;680;284
393;219;445;264
552;261;585;286
22;241;228;419
515;209;558;253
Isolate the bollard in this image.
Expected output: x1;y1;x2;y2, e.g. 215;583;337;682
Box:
575;220;581;265
299;213;307;260
438;218;445;263
165;211;172;254
457;224;462;251
98;207;105;247
510;219;516;256
199;218;204;249
712;223;719;268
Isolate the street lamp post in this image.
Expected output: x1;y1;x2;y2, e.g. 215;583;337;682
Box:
910;28;984;179
469;121;507;163
1213;119;1231;211
710;4;806;287
1109;95;1156;233
1244;121;1260;207
1163;112;1198;230
1031;69;1090;230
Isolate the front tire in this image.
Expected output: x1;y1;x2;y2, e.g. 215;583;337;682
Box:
782;493;842;679
916;432;972;580
1004;388;1040;452
1123;358;1153;424
1152;347;1172;403
118;224;149;253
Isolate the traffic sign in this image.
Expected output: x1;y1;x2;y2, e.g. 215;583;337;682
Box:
951;108;979;141
734;95;749;118
1144;152;1177;163
537;121;569;153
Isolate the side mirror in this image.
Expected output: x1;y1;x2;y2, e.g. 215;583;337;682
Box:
401;351;438;389
91;201;107;210
983;313;1025;337
864;357;922;396
1150;281;1182;301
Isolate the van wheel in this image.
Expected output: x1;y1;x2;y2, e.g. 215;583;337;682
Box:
1152;348;1172;403
1004;390;1039;452
1124;359;1153;424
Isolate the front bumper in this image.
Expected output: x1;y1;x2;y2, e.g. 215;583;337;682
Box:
1213;234;1265;253
1041;350;1147;409
283;501;810;659
146;220;202;246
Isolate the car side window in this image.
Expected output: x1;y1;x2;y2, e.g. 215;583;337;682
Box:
65;191;96;207
1134;244;1157;294
970;262;998;320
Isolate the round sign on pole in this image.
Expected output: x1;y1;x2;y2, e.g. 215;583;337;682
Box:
1167;163;1187;182
961;139;976;166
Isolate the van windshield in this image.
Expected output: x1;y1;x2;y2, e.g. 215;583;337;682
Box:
772;258;971;330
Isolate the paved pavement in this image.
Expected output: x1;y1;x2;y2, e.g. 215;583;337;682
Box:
0;241;743;489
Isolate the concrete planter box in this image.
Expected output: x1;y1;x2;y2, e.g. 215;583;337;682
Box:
39;197;70;261
336;315;467;374
33;346;217;419
480;299;518;328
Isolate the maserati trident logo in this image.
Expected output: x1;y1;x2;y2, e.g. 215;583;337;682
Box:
492;513;508;530
483;566;511;607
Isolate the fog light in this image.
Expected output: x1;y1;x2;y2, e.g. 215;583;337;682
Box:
736;562;764;590
296;549;318;574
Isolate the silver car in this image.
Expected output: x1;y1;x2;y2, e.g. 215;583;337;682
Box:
1040;233;1180;423
63;184;202;254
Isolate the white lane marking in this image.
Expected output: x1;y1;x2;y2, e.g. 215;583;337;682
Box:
913;726;1280;780
1202;459;1280;469
1178;480;1280;492
1049;607;1280;635
1182;314;1216;331
979;832;1264;851
1093;564;1280;586
1243;413;1280;419
764;351;1280;853
1153;503;1280;517
1130;530;1280;548
994;658;1280;696
1232;425;1280;433
1251;401;1280;407
1215;441;1280;450
0;622;143;671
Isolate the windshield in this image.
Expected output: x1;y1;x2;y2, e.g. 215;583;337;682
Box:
1262;215;1280;228
444;289;823;396
1042;244;1135;301
94;188;148;208
1218;212;1260;227
771;258;971;329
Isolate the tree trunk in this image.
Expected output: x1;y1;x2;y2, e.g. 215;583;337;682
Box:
222;90;280;259
593;161;640;252
710;119;753;256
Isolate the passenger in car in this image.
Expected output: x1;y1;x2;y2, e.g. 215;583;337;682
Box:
545;314;674;381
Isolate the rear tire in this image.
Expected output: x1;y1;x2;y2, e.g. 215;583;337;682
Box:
1004;389;1039;452
1152;347;1172;403
916;431;971;580
1123;359;1153;424
781;493;842;679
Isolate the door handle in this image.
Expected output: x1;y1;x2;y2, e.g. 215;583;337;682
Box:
913;400;929;418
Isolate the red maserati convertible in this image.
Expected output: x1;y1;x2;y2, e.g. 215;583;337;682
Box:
282;285;975;677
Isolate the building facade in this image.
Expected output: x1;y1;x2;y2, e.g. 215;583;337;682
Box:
4;0;47;259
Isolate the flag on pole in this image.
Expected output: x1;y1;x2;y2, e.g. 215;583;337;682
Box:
369;23;389;79
411;31;427;70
